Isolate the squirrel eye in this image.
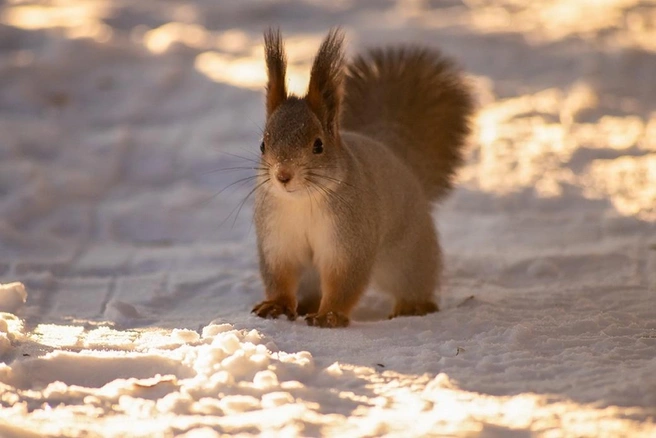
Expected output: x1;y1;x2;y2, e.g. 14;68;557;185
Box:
260;141;265;154
312;138;323;154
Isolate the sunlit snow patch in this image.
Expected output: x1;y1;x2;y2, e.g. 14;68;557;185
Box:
0;316;654;437
0;282;27;313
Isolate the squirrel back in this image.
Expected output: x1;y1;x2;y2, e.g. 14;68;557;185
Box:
342;47;474;202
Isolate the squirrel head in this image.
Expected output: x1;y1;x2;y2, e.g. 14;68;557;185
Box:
259;28;345;197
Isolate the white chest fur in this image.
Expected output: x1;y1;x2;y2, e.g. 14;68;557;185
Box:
261;193;337;269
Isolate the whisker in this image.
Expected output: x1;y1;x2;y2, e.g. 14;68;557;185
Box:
231;179;270;229
307;181;325;218
239;146;265;162
305;179;326;203
306;171;355;188
196;174;263;207
323;184;354;212
246;116;265;135
214;151;275;178
218;151;262;166
306;178;353;213
305;184;314;216
199;166;268;176
219;178;270;229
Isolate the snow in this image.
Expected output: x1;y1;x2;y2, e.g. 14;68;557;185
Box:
1;0;655;436
0;282;27;313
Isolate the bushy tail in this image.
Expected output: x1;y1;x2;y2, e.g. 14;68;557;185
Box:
341;47;474;202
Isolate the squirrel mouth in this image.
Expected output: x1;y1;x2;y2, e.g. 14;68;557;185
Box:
276;184;298;194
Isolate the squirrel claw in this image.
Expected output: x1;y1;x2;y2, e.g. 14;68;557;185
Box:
252;300;297;321
305;311;349;328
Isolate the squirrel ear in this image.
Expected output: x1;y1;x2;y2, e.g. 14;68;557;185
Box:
264;28;288;118
306;28;345;136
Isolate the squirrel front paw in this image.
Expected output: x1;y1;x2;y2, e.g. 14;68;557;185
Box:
305;311;349;328
252;300;297;320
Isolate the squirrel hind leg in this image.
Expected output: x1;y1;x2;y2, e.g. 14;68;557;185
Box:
305;261;372;328
384;272;441;319
372;261;441;319
372;228;442;320
389;300;439;319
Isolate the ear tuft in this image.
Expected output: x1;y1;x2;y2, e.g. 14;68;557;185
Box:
306;28;345;135
264;28;288;118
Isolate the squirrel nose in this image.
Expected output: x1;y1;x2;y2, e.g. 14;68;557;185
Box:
276;168;293;184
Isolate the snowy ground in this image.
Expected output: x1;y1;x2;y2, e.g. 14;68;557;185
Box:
1;0;656;436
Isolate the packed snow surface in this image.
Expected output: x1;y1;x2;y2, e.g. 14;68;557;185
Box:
1;0;655;436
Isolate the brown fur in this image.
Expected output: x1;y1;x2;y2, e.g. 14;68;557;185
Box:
251;29;474;328
342;47;474;201
306;29;345;136
314;259;370;316
264;29;288;118
253;258;298;320
390;299;439;319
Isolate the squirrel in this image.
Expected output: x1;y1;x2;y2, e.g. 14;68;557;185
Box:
251;29;474;328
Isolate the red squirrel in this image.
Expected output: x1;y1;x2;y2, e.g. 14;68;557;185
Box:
251;29;474;328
